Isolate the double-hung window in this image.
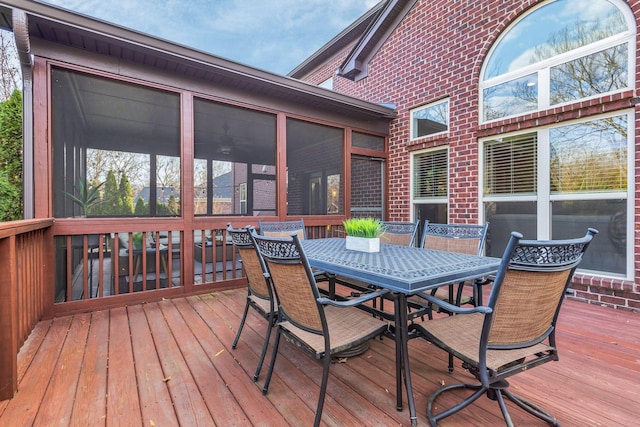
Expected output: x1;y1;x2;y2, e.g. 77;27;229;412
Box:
412;148;448;227
482;112;632;277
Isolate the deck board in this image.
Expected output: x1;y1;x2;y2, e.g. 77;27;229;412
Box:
2;289;639;426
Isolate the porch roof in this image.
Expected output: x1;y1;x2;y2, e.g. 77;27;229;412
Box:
0;0;396;121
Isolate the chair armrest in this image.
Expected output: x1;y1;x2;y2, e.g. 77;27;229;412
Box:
318;288;390;307
412;291;492;315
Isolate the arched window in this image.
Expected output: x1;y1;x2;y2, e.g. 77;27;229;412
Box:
480;0;635;122
479;0;635;278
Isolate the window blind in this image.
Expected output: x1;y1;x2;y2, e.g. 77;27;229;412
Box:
484;133;537;195
413;149;448;198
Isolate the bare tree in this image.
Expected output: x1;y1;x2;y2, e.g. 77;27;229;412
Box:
0;31;20;100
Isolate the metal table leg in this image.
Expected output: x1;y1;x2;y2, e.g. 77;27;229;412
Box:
395;292;417;426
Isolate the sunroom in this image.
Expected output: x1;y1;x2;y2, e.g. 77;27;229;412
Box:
0;2;395;315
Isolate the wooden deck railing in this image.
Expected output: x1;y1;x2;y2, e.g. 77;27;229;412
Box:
0;218;345;401
0;218;54;400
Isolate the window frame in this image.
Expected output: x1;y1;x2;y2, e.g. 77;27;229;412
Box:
409;98;450;140
479;110;634;279
410;146;449;218
479;0;636;123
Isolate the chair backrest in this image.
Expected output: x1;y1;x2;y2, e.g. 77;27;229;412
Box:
258;219;306;240
227;224;271;300
380;221;419;246
420;222;489;255
484;228;597;349
250;230;325;335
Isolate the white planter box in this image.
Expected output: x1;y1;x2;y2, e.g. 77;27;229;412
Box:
345;236;380;253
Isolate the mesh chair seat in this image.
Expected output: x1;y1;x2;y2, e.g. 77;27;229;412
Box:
412;228;598;426
422;312;554;372
280;305;388;357
248;294;274;315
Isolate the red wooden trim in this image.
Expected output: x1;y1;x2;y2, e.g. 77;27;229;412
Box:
0;235;18;400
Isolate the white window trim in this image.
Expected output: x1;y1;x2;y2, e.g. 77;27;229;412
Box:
409;98;450;141
410;146;449;221
479;109;634;280
479;0;636;124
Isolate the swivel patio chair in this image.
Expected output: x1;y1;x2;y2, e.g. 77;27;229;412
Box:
419;222;490;310
227;224;275;382
251;230;390;427
258;218;335;295
412;228;597;426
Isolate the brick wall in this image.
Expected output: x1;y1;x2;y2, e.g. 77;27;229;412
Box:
298;0;640;311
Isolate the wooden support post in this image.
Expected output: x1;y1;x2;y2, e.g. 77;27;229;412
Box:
0;235;18;400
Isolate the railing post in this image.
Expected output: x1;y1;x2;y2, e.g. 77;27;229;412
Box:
0;235;18;400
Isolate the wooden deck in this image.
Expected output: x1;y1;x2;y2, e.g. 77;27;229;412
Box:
1;288;639;426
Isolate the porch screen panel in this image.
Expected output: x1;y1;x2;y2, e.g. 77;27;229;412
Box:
51;68;181;218
193;99;276;216
286;119;343;216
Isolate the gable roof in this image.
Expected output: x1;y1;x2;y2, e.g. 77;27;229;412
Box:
339;0;419;81
287;1;386;78
0;0;396;120
289;0;418;82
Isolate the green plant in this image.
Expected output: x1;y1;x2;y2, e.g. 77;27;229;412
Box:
132;232;144;250
342;217;385;238
64;179;104;216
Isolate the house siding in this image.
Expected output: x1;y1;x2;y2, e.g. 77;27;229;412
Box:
297;0;640;311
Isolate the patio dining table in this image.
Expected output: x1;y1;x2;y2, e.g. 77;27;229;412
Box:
301;237;501;426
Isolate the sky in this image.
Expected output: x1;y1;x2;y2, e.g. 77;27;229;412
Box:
40;0;380;75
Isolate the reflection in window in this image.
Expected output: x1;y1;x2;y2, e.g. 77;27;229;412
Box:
483;74;537;121
194;99;276;216
51;68;180;218
482;112;631;276
484;201;538;257
550;115;627;193
551;44;628;105
552;200;626;274
484;0;628;79
481;0;633;122
411;99;449;139
286;119;343;215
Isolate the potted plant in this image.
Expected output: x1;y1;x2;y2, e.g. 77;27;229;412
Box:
131;232;144;250
342;217;385;253
64;179;104;217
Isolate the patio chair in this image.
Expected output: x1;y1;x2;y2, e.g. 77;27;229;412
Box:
258;219;335;295
380;220;419;246
412;228;597;426
371;220;419;311
419;222;490;310
251;230;390;427
227;224;275;382
414;222;490;372
258;219;308;239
